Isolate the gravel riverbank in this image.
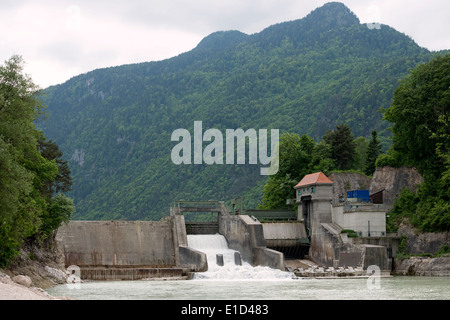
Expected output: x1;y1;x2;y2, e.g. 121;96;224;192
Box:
0;272;63;300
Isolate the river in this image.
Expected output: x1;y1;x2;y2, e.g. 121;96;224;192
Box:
46;234;450;300
46;276;449;300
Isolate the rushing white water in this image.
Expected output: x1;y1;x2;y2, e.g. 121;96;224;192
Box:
187;234;295;280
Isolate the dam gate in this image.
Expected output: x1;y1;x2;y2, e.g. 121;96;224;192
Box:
171;201;221;235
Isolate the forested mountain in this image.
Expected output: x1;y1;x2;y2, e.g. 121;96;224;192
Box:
38;2;442;220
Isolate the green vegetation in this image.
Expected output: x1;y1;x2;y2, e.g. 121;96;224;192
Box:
340;229;359;237
260;133;313;210
364;130;382;176
0;56;74;267
435;244;450;257
382;54;450;233
259;124;373;209
37;3;442;221
395;239;450;260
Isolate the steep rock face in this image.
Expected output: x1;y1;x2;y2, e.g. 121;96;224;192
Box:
397;221;450;255
1;239;67;289
328;167;423;207
393;256;450;276
370;166;423;211
328;172;372;203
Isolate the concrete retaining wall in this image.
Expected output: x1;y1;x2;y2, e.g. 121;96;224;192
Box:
331;204;386;237
253;247;285;268
262;222;308;247
57;220;177;268
178;246;208;272
310;223;341;267
219;214;285;270
361;245;389;270
309;223;390;270
172;214;208;272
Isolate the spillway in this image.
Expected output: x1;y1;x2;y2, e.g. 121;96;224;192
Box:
187;234;295;280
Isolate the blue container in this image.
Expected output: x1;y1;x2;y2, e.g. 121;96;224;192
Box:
347;190;370;202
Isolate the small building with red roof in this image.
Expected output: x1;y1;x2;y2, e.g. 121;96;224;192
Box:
293;171;390;271
294;171;334;203
294;172;334;252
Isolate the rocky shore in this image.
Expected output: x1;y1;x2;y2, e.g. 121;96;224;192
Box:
393;256;450;276
392;220;450;276
0;272;64;300
0;239;70;300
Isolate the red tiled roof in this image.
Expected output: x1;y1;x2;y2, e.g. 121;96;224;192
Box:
294;172;333;188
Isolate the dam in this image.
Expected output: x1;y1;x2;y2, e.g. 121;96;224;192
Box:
56;172;399;280
56;201;305;280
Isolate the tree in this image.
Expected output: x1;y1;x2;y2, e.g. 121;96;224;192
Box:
39;193;75;238
38;137;73;198
260;133;313;209
323;124;356;170
37;137;74;239
384;54;450;177
299;134;315;156
275;133;312;180
364;130;382;175
309;140;336;175
383;54;450;232
0;55;74;266
354;136;369;172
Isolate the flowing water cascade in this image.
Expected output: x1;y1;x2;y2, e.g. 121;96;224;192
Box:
187;234;296;280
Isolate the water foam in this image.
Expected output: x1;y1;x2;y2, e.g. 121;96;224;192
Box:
187;234;295;280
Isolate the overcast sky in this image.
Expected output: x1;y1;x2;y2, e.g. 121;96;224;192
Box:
1;0;449;88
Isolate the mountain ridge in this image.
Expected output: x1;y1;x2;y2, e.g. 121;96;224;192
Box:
38;2;442;221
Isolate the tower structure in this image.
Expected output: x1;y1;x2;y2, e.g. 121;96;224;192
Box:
294;172;336;265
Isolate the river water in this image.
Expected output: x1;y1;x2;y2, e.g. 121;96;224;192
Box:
46;234;450;300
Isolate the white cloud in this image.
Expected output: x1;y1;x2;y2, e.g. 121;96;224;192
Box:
346;0;450;50
1;0;449;88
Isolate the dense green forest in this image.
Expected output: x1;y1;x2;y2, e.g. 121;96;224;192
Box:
37;2;445;221
380;55;450;232
0;56;74;267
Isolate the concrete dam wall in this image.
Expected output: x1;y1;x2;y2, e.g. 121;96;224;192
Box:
57;220;177;267
56;219;193;280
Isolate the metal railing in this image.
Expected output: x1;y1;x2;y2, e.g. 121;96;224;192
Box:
333;201;386;213
238;209;297;221
357;231;386;237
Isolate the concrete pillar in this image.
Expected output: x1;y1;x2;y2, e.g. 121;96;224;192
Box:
216;254;224;266
234;252;242;266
